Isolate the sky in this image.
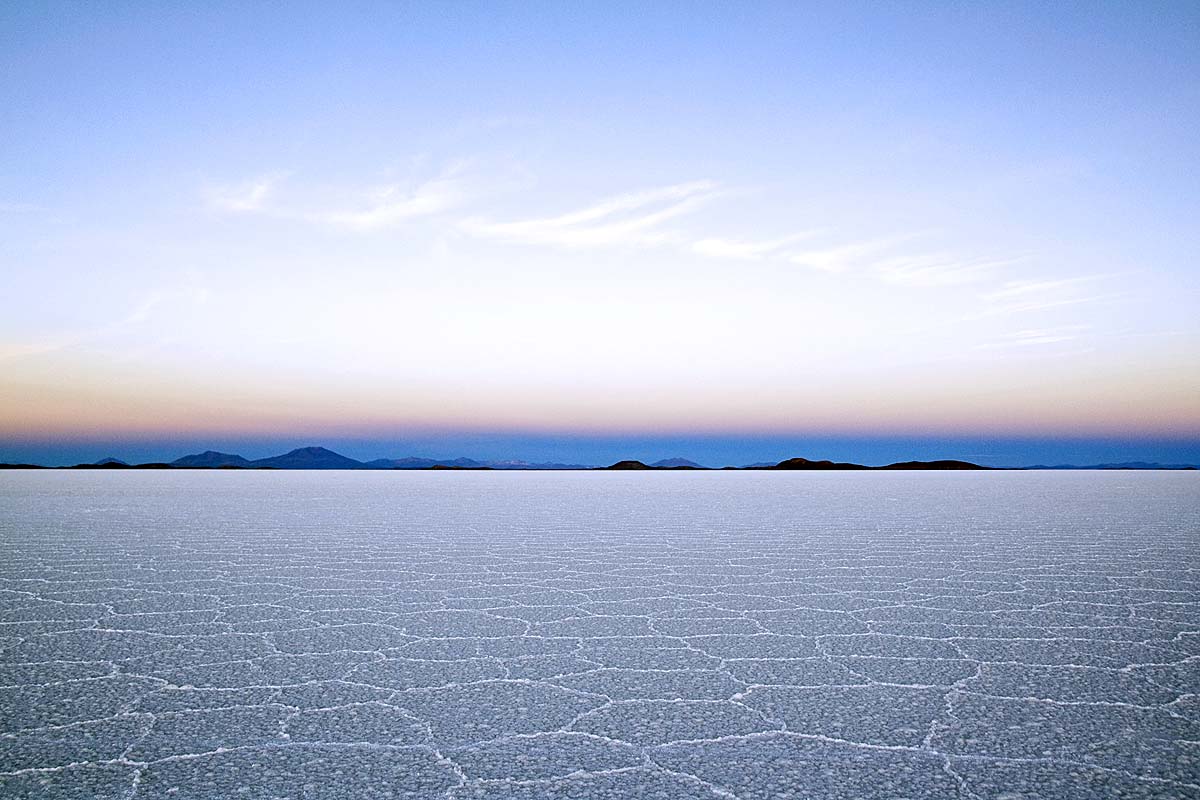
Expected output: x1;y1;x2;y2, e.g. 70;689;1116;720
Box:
2;2;1198;466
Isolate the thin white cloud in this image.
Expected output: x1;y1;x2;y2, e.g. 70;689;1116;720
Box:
207;174;285;213
461;180;720;249
462;181;1020;297
876;254;1022;287
982;275;1102;301
207;166;468;231
315;175;465;230
121;293;164;325
976;325;1090;349
971;273;1120;319
975;294;1115;319
786;238;910;273
210;169;1022;299
691;233;816;261
0;289;204;364
974;325;1098;360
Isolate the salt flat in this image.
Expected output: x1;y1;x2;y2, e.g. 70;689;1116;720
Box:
0;470;1197;798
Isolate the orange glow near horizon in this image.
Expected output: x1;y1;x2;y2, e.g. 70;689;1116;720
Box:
4;345;1198;441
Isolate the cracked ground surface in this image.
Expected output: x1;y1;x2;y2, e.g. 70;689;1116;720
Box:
0;469;1197;798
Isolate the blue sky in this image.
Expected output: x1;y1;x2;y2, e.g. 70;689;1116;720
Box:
2;2;1198;465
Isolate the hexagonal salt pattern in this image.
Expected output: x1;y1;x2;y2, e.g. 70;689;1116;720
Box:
1;469;1197;798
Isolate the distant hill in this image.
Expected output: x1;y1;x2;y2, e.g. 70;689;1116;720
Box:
70;461;172;469
879;460;989;470
485;459;594;470
755;457;987;470
36;447;597;470
249;447;365;470
603;459;712;470
651;457;707;468
366;456;487;469
1025;461;1198;470
171;451;253;468
764;457;868;470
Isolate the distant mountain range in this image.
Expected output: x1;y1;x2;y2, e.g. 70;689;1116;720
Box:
145;448;589;471
0;446;1196;471
603;457;990;470
1024;461;1199;470
605;460;701;470
251;446;364;470
170;451;252;468
760;457;871;470
651;457;707;468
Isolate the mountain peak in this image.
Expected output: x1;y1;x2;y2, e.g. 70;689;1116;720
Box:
250;447;364;469
769;457;866;470
651;457;706;468
171;451;251;468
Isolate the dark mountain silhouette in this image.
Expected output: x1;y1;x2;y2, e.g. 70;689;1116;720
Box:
171;451;252;468
1025;461;1198;470
71;461;172;469
651;457;707;468
364;456;594;470
249;447;365;470
366;456;487;469
605;460;653;470
0;463;46;469
764;457;868;470
755;457;987;470
485;459;594;470
879;460;989;470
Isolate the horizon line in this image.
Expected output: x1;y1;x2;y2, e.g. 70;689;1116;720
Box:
3;443;1198;471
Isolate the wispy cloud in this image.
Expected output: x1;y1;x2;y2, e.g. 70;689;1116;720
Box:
461;180;720;249
690;233;816;261
207;165;468;230
315;174;465;231
209;169;1031;305
207;174;286;213
978;294;1115;319
972;273;1119;319
462;182;944;278
461;179;1035;304
121;293;164;325
0;288;208;364
982;275;1102;301
976;325;1091;349
875;254;1022;287
786;237;916;273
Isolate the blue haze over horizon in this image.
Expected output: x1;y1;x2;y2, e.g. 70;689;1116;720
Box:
4;433;1200;470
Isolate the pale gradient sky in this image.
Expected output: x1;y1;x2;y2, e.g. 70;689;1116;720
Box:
2;2;1198;464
